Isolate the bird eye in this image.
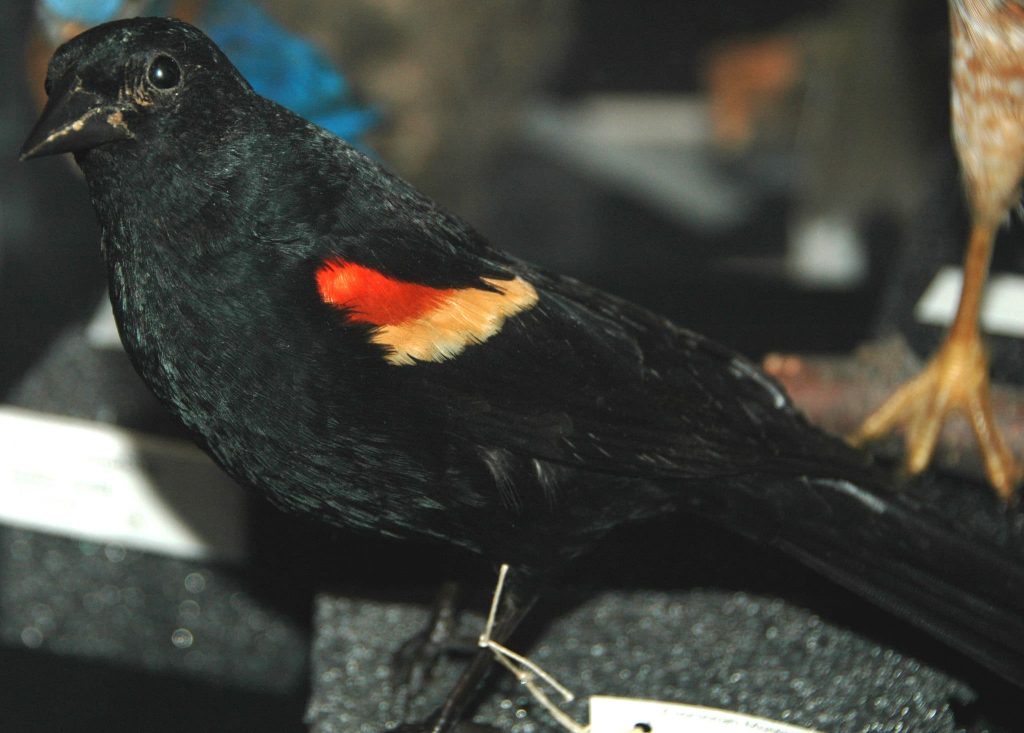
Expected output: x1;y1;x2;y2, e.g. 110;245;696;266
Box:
147;55;181;90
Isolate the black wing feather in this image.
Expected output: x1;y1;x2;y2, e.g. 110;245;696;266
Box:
403;264;867;483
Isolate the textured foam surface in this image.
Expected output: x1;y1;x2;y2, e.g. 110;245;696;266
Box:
307;590;972;733
0;526;307;692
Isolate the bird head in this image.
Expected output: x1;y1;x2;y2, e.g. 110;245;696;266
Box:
21;17;252;165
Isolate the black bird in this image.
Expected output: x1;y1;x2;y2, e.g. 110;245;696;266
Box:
20;17;1024;732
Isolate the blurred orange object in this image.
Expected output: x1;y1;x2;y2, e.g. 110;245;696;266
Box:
705;35;801;151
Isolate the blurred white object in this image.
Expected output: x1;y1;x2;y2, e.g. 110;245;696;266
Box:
916;266;1024;338
525;95;753;231
85;296;122;349
788;214;869;288
0;407;247;561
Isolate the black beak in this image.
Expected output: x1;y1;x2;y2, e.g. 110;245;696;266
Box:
20;77;132;161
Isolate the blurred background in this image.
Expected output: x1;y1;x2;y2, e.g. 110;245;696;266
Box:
3;1;1018;731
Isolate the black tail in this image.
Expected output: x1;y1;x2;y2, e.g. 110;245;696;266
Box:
750;474;1024;687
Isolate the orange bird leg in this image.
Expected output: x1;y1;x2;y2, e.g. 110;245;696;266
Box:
850;222;1021;500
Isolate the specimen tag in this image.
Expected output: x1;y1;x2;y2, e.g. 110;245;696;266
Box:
588;696;822;733
0;406;247;561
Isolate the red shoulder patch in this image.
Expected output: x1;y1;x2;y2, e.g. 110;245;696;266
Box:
315;260;454;325
316;258;538;365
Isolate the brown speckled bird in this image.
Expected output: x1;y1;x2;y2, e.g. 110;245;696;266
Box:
853;0;1024;500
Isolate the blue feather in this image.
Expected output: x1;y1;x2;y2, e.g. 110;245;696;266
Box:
200;0;377;145
41;0;123;24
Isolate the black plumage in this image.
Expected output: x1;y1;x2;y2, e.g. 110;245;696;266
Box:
20;18;1024;732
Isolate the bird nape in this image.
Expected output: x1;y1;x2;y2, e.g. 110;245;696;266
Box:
19;16;1024;733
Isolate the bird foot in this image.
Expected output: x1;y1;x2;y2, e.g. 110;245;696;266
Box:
387;720;500;733
849;331;1020;500
391;583;476;720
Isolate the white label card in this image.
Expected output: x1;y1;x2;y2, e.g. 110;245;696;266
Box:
589;696;822;733
0;407;247;561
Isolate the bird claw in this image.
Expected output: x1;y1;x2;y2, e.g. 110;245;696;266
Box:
850;331;1021;500
391;583;475;720
387;721;435;733
390;630;448;718
450;722;502;733
386;720;500;733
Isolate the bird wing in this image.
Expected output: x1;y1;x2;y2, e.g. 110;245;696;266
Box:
417;266;855;481
312;234;857;482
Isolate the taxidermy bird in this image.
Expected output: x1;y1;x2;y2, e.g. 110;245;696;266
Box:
21;17;1024;733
